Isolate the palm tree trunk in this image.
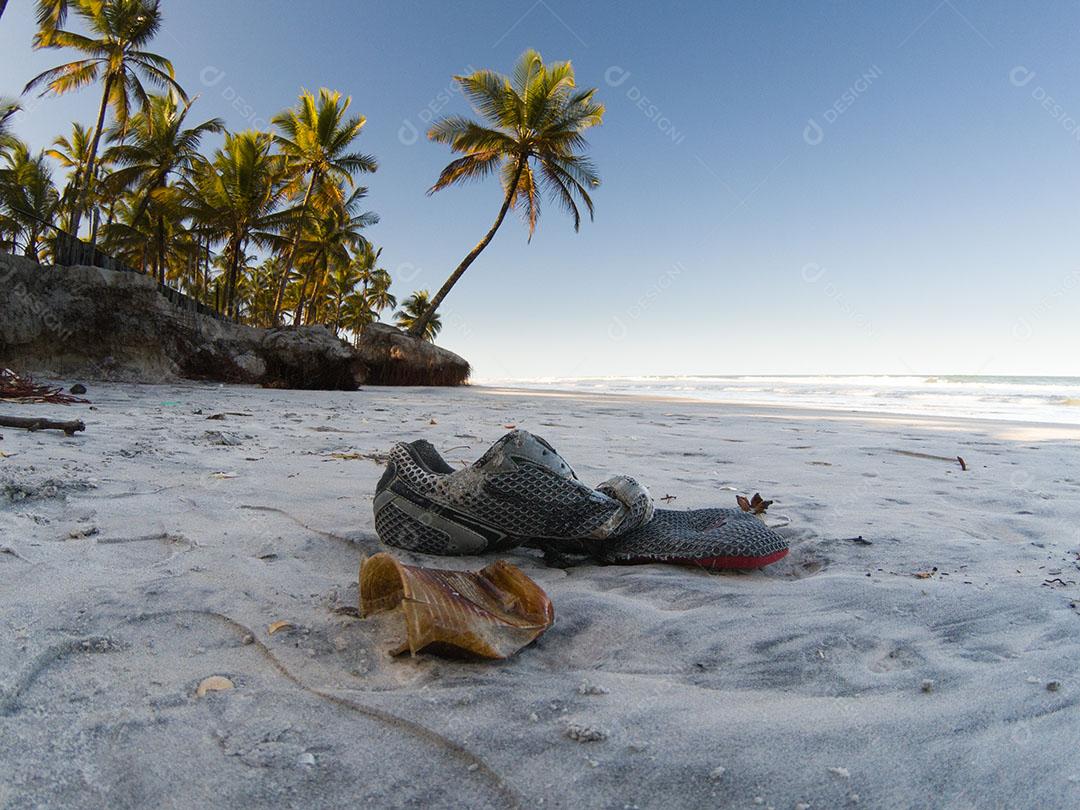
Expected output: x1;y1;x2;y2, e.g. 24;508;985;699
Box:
157;215;166;285
71;74;113;243
271;172;319;324
407;154;527;339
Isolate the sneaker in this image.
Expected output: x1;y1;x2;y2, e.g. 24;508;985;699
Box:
373;430;654;555
594;507;789;570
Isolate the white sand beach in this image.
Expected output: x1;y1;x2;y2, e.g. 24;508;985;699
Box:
2;382;1079;809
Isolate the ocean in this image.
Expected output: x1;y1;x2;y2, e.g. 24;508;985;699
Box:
479;375;1080;425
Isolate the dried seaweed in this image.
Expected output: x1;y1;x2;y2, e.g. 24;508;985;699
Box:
359;553;554;660
0;369;89;405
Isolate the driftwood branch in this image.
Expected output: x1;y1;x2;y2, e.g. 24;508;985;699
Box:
0;415;85;436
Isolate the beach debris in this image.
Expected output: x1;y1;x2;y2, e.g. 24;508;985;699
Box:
429;418;438;425
210;471;237;479
0;415;86;436
204;430;242;446
1047;680;1061;692
195;675;235;697
956;455;967;471
736;493;773;515
359;552;554;659
503;423;517;429
828;766;851;779
326;451;388;463
0;369;89;404
709;766;726;781
564;722;607;742
297;752;316;767
70;383;87;395
921;679;935;693
660;494;677;503
913;567;938;579
578;680;610;696
267;620;296;635
847;536;873;545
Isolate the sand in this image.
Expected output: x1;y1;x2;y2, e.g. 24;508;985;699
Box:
1;383;1078;809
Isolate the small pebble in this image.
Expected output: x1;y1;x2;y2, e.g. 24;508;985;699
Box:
467;763;479;772
920;679;934;693
578;680;610;696
828;766;850;779
241;634;254;645
70;383;87;395
1025;676;1040;684
796;803;811;810
1046;681;1061;692
565;722;607;742
297;752;316;767
709;766;726;781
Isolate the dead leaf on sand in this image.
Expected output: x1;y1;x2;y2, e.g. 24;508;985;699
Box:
736;493;773;515
195;675;234;697
359;552;553;660
267;620;295;635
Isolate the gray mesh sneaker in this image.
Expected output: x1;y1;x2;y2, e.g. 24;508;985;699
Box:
373;430;654;555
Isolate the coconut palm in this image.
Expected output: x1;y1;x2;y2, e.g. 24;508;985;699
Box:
352;245;396;314
269;88;378;322
292;186;377;324
406;49;604;338
395;290;442;341
0;141;60;261
31;0;71;45
24;0;185;240
106;93;223;282
45;122;99;232
0;98;19;149
181;131;288;318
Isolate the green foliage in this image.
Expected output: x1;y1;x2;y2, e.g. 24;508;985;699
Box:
395;290;443;342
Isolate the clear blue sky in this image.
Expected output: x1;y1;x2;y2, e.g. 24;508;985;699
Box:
3;0;1078;379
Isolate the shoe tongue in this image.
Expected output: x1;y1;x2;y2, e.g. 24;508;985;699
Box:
474;430;577;479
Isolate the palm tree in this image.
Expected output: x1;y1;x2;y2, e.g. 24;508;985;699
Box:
292;187;377;324
106;93;223;282
31;0;71;45
0;99;19;149
46;122;97;232
395;290;442;341
269;88;378;323
352;245;396;314
407;49;605;339
24;0;185;241
181;131;288;318
0;141;60;261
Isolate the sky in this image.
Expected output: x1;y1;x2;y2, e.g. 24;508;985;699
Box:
2;0;1079;380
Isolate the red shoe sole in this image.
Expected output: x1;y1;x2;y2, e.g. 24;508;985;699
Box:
622;547;789;571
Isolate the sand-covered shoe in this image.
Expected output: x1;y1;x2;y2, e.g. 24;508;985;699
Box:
595;507;789;570
373;430;654;555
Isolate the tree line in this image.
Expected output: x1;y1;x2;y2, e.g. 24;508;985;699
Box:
1;0;606;343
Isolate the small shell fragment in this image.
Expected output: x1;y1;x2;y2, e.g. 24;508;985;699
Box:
267;620;295;635
196;675;234;697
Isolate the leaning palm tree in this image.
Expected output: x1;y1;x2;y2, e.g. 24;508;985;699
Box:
269;88;378;323
24;0;185;240
395;290;442;342
406;49;604;339
181;131;288;318
106;92;223;282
